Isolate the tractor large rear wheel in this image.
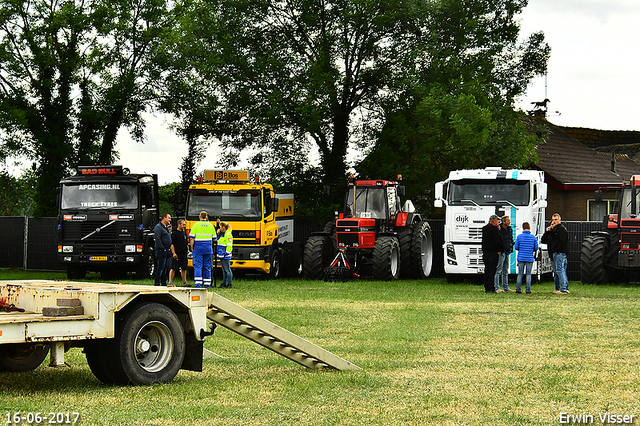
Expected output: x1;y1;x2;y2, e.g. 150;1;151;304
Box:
303;236;333;280
398;226;413;278
580;235;607;284
410;221;433;279
372;236;400;281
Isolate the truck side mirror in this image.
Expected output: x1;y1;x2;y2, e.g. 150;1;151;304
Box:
271;198;279;214
434;182;443;208
397;186;405;197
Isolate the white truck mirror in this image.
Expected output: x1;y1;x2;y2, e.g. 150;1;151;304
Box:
434;182;444;208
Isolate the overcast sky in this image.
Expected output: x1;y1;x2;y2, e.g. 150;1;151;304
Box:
113;0;640;184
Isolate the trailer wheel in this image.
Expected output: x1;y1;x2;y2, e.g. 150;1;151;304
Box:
66;265;86;280
372;236;400;281
303;236;332;280
411;221;433;279
84;340;118;384
580;235;607;284
0;343;49;372
115;302;186;385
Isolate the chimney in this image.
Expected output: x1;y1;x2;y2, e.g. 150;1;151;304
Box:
611;154;616;173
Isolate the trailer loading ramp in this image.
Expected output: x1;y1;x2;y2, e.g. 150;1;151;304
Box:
206;292;360;371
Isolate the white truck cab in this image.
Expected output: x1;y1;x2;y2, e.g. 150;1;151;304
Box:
435;168;552;278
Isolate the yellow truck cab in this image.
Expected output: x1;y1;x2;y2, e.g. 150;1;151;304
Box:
185;170;296;278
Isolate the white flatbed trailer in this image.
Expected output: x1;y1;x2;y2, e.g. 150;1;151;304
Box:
0;280;358;385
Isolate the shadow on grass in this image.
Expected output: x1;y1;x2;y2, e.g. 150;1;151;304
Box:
0;365;105;394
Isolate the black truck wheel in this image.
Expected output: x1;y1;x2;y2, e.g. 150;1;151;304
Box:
580;235;607;284
410;221;433;279
265;248;281;279
114;302;186;385
303;236;333;280
136;247;155;279
66;265;86;280
0;343;49;372
372;236;400;281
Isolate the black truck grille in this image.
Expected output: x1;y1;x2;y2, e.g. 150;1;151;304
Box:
63;221;136;241
79;243;119;255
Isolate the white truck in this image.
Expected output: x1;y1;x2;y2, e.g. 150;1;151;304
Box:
434;168;552;278
0;280;358;385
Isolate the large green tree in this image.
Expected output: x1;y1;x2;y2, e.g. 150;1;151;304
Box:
179;0;420;185
157;0;220;193
178;0;548;194
358;0;550;214
0;0;172;216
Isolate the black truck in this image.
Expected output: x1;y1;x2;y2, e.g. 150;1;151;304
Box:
57;165;159;280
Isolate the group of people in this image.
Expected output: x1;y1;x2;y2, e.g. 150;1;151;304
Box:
153;211;234;288
482;212;569;294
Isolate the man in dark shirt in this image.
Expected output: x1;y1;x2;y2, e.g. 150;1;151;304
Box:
541;213;569;294
482;214;505;293
154;213;172;286
169;219;189;286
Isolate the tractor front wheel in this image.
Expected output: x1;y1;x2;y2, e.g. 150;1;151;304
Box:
372;236;400;281
303;236;333;280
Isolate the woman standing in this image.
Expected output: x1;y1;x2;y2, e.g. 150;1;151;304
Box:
217;222;233;288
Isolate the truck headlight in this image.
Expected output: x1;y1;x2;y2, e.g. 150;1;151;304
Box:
446;243;456;260
250;252;260;260
125;245;136;253
63;257;72;262
63;245;74;253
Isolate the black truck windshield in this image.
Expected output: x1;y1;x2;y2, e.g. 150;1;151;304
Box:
61;183;138;209
448;179;530;206
187;190;262;220
345;187;386;219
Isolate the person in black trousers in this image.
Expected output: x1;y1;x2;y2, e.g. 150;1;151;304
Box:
482;214;505;293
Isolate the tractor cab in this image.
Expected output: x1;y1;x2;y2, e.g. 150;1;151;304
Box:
341;177;405;233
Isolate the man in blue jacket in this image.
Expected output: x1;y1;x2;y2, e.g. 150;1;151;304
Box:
514;222;539;294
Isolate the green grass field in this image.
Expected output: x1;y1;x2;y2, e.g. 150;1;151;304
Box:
1;269;639;425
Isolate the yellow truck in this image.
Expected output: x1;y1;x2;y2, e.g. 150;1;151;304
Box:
185;170;298;278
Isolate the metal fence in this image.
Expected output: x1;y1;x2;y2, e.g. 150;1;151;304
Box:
1;216;26;269
0;217;603;281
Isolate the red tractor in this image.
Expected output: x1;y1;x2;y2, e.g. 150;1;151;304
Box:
581;175;640;283
303;175;433;281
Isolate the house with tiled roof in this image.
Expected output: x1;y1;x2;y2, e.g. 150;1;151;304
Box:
535;123;640;221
